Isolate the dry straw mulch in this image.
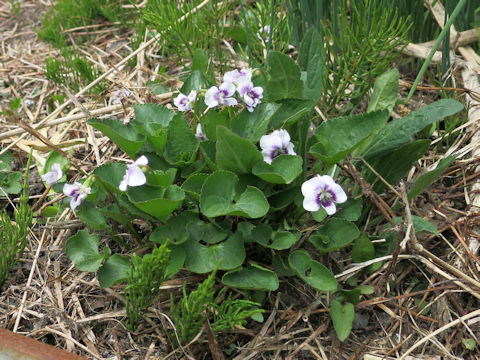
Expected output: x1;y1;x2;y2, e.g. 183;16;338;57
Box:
1;1;480;359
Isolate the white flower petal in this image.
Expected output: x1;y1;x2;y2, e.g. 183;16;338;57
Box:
260;132;281;152
330;184;347;203
261;151;273;164
301;175;324;197
321;175;337;188
223;97;238;107
205;86;219;108
286;142;296;155
276;129;291;147
63;183;79;197
322;202;337;215
220;82;236;97
51;163;63;178
126;165;147;187
119;176;128;191
135;155;148;166
303;196;320;212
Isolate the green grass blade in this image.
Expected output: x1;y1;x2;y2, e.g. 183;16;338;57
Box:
407;0;467;101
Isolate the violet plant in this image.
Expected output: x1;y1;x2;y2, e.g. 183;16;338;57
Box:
49;28;463;340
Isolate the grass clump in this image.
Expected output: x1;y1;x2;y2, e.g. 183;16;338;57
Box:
0;153;33;291
125;243;171;331
170;268;263;346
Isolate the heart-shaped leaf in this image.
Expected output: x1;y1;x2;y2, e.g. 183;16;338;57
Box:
252;155;303;184
330;300;355;342
164;113;199;166
93;162;127;193
66;230;104;272
310;110;388;168
127;185;185;220
289;249;337;291
200;170;269;219
231;103;280;142
222;263;279;291
183;232;245;273
309;218;360;252
98;254;130;288
88;118;145;157
216;126;263;174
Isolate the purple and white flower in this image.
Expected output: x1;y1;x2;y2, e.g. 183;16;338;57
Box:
63;182;91;210
204;82;238;108
223;69;252;87
301;175;347;215
119;155;148;191
173;90;197;112
259;129;296;164
41;163;63;185
113;88;131;104
195;123;207;141
256;25;271;42
238;81;263;112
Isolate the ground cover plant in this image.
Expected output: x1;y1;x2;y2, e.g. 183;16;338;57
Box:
1;0;480;359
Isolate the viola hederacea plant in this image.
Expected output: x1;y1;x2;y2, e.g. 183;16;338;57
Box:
48;28;464;339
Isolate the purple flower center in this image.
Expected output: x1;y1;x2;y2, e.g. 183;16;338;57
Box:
316;187;336;208
270;146;289;160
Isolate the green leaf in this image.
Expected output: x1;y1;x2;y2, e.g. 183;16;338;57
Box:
266;52;304;101
188;218;229;244
361;99;463;159
127;185;185;220
76;201;112;232
100;203;133;226
393;216;439;236
66;230;104;272
462;339;477;351
180;70;207;94
253;155;303;184
183;232;245;273
146;81;169;95
97;254;130;288
164;113;199;166
298;27;322;71
352;234;375;263
289;250;337;291
88;118;145;157
336;198;363;221
310;110;388;168
1;172;22;194
182;173;209;201
302;53;324;101
93;162;127;194
200;171;269;219
216;126;263;174
367;68;399;114
231;103;281;142
0;151;13;171
330;300;354;342
150;213;190;245
133;103;173;152
201;109;230;141
269;99;316;129
310;218;360;252
247;224;298;250
365;140;431;193
408;155;456;200
222;264;279;291
166;244;186;278
148;168;177;187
